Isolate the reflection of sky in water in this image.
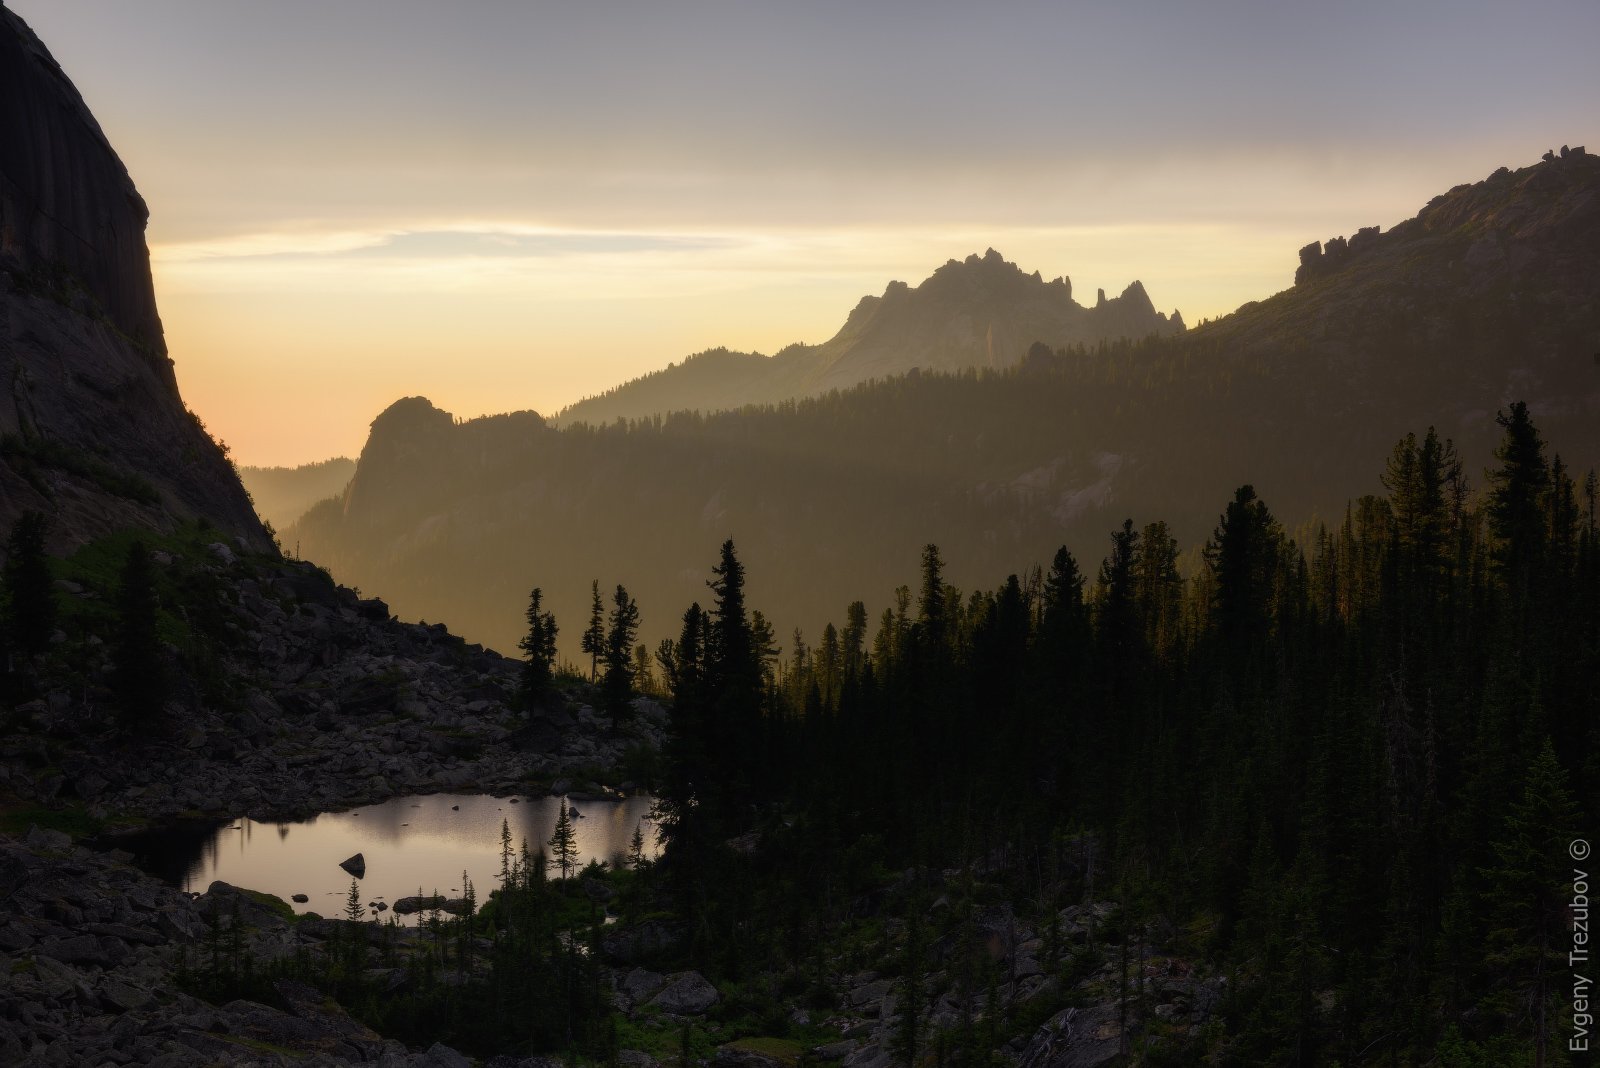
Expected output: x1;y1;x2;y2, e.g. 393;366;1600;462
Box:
178;793;658;925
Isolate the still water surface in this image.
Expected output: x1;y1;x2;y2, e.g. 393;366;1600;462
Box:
120;793;659;924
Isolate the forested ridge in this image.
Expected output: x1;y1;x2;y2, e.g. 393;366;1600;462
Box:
288;156;1600;665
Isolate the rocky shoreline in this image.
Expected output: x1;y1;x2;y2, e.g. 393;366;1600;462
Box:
0;825;540;1066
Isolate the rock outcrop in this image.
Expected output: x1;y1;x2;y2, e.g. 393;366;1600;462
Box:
0;6;269;555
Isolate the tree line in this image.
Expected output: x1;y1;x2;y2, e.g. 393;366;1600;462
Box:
513;401;1595;1064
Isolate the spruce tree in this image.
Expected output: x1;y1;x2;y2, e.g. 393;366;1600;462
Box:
1475;739;1582;1058
112;540;166;725
602;584;640;725
581;579;606;682
549;804;579;878
1486;401;1550;595
2;512;55;661
629;821;648;871
518;586;559;710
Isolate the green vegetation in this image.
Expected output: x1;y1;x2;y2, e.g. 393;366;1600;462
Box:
0;803;106;839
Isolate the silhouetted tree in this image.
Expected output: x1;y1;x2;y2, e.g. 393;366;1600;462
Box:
112;541;166;725
1486;401;1550;596
581;580;606;682
518;587;559;710
2;512;55;662
602;584;640;724
549;806;578;879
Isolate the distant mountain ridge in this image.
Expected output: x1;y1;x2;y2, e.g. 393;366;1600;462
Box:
554;248;1182;426
238;457;356;533
292;150;1600;658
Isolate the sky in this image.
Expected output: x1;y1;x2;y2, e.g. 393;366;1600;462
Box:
9;0;1599;467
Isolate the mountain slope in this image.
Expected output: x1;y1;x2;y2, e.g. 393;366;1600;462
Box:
292;151;1600;658
239;457;356;532
554;248;1182;426
0;6;268;553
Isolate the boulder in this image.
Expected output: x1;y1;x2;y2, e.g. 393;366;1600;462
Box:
620;967;666;1007
393;894;448;915
420;1042;474;1068
0;850;27;901
648;971;719;1015
339;853;366;878
1017;1003;1123;1068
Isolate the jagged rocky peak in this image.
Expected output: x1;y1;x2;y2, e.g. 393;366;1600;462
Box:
1118;279;1155;315
0;6;269;553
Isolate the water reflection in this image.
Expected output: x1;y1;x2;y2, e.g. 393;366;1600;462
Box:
115;793;659;925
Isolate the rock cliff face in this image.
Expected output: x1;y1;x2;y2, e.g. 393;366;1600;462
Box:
0;6;268;554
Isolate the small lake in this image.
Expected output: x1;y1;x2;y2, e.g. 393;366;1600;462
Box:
114;792;660;924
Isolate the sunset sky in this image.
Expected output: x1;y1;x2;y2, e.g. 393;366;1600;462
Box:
10;0;1598;467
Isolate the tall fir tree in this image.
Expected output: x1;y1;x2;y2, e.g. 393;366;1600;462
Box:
518;586;559;710
602;584;640;725
2;512;55;661
581;579;606;682
112;541;166;725
549;805;578;879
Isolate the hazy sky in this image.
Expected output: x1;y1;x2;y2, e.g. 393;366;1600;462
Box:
10;0;1598;466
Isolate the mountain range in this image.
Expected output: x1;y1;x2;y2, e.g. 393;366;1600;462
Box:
552;250;1183;426
286;150;1600;658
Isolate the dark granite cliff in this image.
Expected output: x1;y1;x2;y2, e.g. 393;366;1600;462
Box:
0;5;269;554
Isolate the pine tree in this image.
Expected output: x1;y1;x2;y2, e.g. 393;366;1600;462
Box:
629;821;648;870
112;540;166;725
750;610;779;690
581;579;606;682
2;512;55;661
602;584;640;725
550;804;579;879
917;543;947;650
1486;401;1550;595
1204;485;1282;652
518;586;559;710
1475;739;1582;1060
708;539;757;695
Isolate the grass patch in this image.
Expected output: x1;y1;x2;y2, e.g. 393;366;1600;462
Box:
212;1033;310;1060
616;1016;717;1064
237;887;298;923
724;1037;805;1065
0;803;105;840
